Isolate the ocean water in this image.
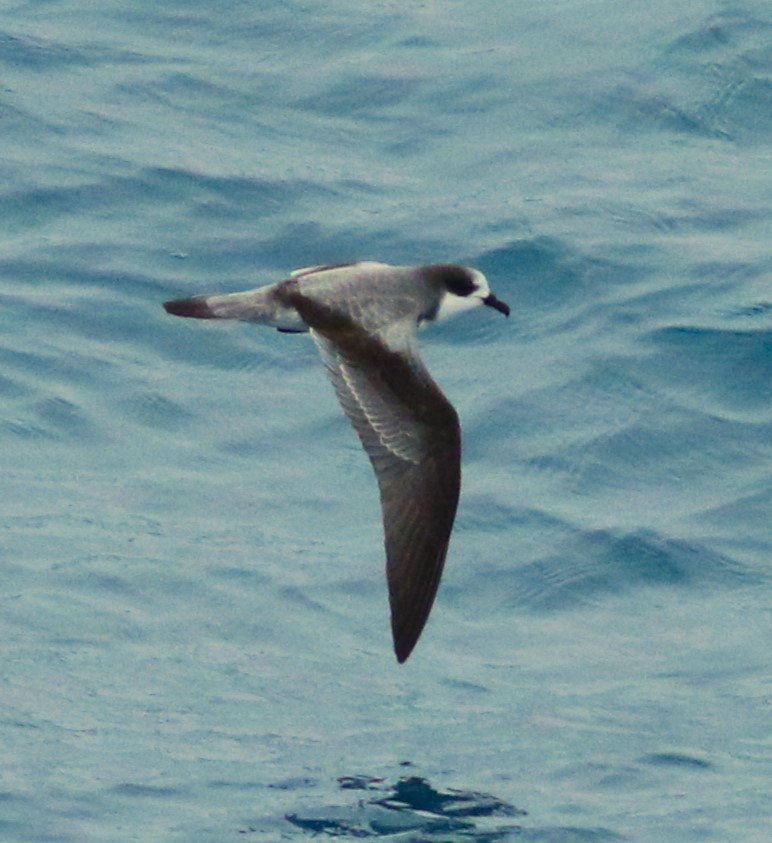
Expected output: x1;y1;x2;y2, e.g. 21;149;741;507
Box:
2;1;771;840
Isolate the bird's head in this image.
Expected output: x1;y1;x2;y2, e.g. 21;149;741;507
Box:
422;265;510;323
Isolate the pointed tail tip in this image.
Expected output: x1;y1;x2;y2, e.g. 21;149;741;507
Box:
163;296;216;319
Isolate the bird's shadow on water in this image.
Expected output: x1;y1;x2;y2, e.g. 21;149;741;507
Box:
283;774;526;840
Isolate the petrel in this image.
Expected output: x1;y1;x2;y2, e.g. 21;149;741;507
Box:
164;261;509;662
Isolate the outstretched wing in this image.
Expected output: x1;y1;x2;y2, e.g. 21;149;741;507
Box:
292;293;461;663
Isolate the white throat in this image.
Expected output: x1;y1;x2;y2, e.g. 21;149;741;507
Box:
433;268;490;322
434;291;484;322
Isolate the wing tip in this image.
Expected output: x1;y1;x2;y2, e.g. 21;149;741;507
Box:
394;640;414;664
392;620;425;663
388;544;454;665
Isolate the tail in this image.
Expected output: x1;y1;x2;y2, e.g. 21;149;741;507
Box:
164;296;219;318
163;286;305;331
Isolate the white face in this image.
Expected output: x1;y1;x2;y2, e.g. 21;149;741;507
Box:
434;269;491;322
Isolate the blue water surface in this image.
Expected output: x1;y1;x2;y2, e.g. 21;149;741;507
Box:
2;1;772;841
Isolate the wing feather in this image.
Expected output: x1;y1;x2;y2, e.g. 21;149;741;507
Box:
299;295;460;662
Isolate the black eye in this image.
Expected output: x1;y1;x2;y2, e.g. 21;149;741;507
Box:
423;264;476;296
